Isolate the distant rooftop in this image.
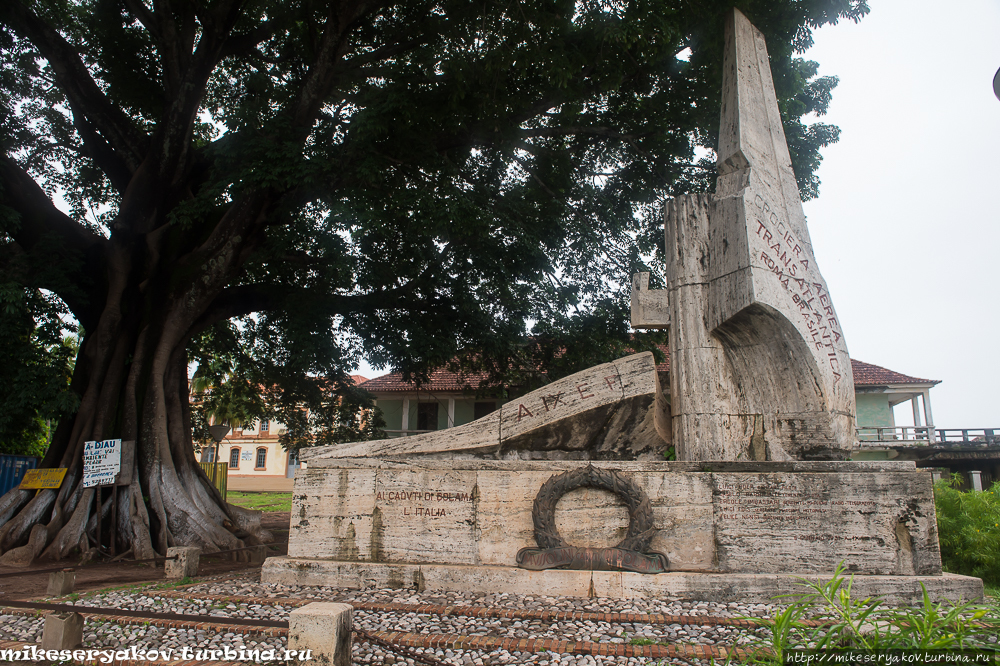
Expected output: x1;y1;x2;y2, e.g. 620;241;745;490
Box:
361;367;489;393
359;350;939;393
849;359;939;387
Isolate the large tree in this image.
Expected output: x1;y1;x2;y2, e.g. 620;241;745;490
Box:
0;0;865;563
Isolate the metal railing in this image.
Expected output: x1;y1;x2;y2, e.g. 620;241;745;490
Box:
856;427;998;447
856;426;934;444
199;461;228;499
934;428;997;444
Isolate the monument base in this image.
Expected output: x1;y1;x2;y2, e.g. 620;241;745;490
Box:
270;459;984;603
262;558;983;605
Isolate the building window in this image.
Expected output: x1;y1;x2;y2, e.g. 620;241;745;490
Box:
474;401;497;420
229;447;241;469
201;446;216;463
259;419;269;432
417;402;439;431
255;447;267;470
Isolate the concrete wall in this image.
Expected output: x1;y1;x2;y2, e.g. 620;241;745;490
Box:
856;394;894;429
379;400;404;431
374;396;505;432
453;400;475;428
216;439;291;478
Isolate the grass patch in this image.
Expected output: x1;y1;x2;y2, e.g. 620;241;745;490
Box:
153;576;197;589
628;637;659;646
227;491;292;512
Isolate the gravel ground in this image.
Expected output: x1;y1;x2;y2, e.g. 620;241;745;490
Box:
189;576;777;619
1;572;995;666
0;572;772;665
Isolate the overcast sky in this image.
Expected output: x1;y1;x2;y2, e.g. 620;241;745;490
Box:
356;0;1000;430
801;0;1000;428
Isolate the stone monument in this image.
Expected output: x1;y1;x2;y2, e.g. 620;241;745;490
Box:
640;7;854;462
262;9;982;603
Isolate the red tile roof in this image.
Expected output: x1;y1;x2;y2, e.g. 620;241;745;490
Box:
360;367;491;393
360;350;939;393
849;359;939;386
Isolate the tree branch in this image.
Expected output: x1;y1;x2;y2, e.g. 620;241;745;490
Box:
70;110;133;192
0;156;106;321
290;1;384;130
122;0;159;40
187;277;435;339
333;36;429;76
149;0;245;193
149;0;190;94
0;157;105;253
219;20;279;59
1;0;148;173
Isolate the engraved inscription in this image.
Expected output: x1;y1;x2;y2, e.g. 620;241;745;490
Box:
507;374;621;426
715;480;878;526
750;192;847;383
375;488;474;520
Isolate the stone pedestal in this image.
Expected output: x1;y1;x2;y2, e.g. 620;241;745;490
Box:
288;602;353;666
249;545;269;566
41;612;83;651
263;560;981;606
47;569;75;597
263;459;983;603
164;546;200;579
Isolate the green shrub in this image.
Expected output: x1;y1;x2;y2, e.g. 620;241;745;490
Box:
934;475;1000;585
737;563;1000;664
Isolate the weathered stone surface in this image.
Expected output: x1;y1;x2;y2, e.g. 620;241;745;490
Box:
286;460;940;576
302;352;670;462
630;272;669;329
41;612;83;651
263;559;983;605
164;546;200;579
662;9;854;461
47;569;75;597
288;602;352;666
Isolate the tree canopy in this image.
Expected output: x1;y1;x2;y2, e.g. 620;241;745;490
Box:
0;282;77;455
0;0;866;562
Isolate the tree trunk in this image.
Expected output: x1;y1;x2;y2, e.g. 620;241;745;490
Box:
0;252;272;565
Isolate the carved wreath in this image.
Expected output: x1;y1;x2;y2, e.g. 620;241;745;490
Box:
516;465;668;573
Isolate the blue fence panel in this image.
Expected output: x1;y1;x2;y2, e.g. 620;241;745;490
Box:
0;455;40;496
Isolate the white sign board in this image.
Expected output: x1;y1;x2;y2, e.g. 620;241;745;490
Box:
83;439;122;488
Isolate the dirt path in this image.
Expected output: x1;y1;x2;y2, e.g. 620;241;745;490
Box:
0;511;290;601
